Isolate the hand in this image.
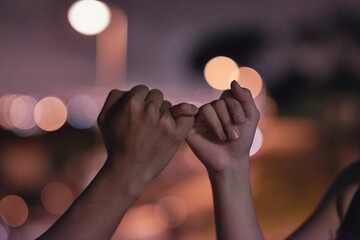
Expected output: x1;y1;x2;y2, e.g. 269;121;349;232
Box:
97;85;196;192
173;81;260;173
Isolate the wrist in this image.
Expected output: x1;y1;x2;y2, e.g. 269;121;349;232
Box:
102;156;147;201
207;156;250;181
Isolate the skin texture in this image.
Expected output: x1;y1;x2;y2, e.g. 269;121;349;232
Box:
37;82;359;240
173;80;264;240
37;85;196;240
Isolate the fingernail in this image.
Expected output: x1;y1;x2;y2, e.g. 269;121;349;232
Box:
229;128;239;140
220;131;228;141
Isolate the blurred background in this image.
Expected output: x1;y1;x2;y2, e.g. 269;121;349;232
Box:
1;0;360;239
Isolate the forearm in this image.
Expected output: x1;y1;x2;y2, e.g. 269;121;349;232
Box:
208;158;264;240
37;158;144;240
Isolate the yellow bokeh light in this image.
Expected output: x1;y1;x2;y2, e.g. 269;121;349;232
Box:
0;195;29;228
68;0;111;35
204;56;239;90
10;95;37;130
34;96;67;131
41;182;74;215
237;67;263;98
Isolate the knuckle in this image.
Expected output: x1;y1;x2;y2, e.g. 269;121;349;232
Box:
177;103;192;114
212;99;226;108
135;84;149;92
151;89;164;97
199;103;212;113
109;89;121;97
162;100;172;110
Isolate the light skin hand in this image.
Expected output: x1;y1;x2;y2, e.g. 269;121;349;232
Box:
172;80;264;240
172;80;260;173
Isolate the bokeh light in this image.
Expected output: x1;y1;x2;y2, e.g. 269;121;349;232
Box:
0;94;19;129
34;96;67;131
10;95;37;130
250;127;263;157
0;219;9;240
204;56;239;90
0;143;50;191
68;0;111;35
113;204;167;239
41;182;74;215
154;195;188;228
237;67;263;98
0;195;29;228
67;95;99;129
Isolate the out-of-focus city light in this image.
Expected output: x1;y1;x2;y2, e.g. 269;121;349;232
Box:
41;182;74;215
204;56;239;90
0;94;19;129
250;127;263;157
0;219;9;240
0;144;50;191
154;195;188;228
34;96;67;131
237;67;263;98
68;0;111;35
10;95;37;130
113;204;166;239
0;195;29;227
67;95;99;129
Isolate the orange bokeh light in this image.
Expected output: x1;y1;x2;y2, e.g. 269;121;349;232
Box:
41;182;74;215
34;96;67;131
237;67;263;98
0;94;19;129
204;56;239;90
10;95;37;130
154;195;188;228
0;195;29;227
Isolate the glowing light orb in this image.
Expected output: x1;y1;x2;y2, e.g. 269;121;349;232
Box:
204;56;239;90
0;94;19;129
10;95;37;130
0;195;29;227
41;182;74;215
68;0;111;35
34;96;67;131
250;127;263;157
67;95;99;129
114;204;166;239
154;195;188;228
237;67;263;98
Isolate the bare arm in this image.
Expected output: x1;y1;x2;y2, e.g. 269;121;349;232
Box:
173;80;264;240
287;161;360;240
37;85;196;240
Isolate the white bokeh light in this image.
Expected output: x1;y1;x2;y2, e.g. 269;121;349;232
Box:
68;0;111;35
67;95;99;129
250;127;263;157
